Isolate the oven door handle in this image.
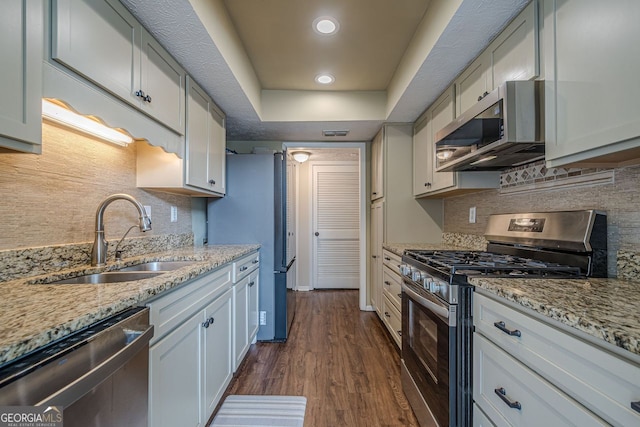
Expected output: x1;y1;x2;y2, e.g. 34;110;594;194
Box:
402;282;450;320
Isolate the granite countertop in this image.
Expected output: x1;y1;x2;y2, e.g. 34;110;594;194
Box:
0;244;260;365
470;276;640;358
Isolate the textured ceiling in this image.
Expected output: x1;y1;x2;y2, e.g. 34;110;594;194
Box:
120;0;530;142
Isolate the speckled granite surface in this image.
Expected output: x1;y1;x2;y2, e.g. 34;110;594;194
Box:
617;250;640;281
470;276;640;357
0;233;194;282
0;244;259;365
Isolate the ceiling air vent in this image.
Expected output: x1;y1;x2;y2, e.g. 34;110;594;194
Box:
323;130;349;137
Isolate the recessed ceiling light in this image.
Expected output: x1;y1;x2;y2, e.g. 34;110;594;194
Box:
315;74;335;85
313;17;339;35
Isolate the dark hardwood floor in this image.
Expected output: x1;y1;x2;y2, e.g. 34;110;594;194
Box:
213;290;419;427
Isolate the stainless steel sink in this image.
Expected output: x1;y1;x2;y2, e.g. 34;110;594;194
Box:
118;261;197;272
49;271;164;285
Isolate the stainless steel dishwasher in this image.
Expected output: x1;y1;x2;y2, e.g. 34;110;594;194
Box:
0;307;153;427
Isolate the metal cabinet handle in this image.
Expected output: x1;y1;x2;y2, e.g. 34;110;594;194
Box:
478;91;490;102
372;192;378;195
315;232;319;236
632;401;640;414
384;281;391;286
144;94;151;103
384;312;391;318
252;260;259;264
209;179;216;186
372;255;377;259
494;387;521;410
240;266;248;271
494;321;521;337
249;281;255;287
202;317;215;328
397;331;402;336
135;89;145;98
397;293;402;298
384;256;391;261
424;182;431;187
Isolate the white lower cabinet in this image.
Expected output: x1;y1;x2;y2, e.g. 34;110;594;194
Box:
473;292;640;427
232;252;260;372
147;264;233;426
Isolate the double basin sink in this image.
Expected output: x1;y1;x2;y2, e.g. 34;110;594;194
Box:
49;261;197;285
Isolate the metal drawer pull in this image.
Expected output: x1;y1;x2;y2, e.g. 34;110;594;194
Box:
248;281;255;287
384;256;391;261
397;293;402;298
252;260;259;264
494;387;521;410
240;266;248;271
384;281;390;286
398;331;402;336
632;401;640;413
384;312;391;318
494;321;522;337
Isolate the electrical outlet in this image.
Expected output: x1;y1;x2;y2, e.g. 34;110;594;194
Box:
170;206;177;223
143;205;151;218
259;311;267;325
469;206;477;223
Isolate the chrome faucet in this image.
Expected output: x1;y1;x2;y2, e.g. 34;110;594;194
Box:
91;194;152;266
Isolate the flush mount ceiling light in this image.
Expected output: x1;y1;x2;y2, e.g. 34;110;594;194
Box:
42;99;133;146
313;17;339;35
315;74;335;85
291;151;311;163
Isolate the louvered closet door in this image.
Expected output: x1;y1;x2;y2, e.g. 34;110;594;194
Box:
312;164;360;289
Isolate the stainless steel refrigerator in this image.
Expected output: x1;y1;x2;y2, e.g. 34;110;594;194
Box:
207;152;296;341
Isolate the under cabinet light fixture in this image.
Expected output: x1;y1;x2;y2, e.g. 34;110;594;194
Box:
323;130;349;137
291;151;311;163
42;99;133;146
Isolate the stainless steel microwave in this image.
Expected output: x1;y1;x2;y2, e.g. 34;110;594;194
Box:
434;80;544;171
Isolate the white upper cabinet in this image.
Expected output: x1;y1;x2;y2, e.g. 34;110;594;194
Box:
455;1;539;117
185;77;226;195
51;0;186;135
413;88;498;198
370;130;384;200
137;77;225;197
0;0;43;153
543;0;640;168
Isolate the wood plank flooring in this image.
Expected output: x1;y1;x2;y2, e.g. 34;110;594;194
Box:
212;290;419;427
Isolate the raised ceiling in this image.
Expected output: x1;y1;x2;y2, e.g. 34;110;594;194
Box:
223;0;431;91
120;0;530;142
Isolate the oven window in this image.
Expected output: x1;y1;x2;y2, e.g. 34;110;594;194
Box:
409;300;438;383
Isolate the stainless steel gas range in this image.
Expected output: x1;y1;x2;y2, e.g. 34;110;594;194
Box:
400;210;607;427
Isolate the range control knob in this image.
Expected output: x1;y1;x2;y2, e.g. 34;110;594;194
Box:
399;264;411;276
411;270;424;282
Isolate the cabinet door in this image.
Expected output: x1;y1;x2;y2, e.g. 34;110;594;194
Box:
52;0;140;108
0;0;43;153
488;1;538;90
544;0;640;166
208;108;226;194
370;201;383;314
248;269;259;342
186;79;211;190
202;289;233;421
371;129;384;200
455;52;489;116
412;116;432;196
149;310;203;427
140;29;186;135
430;88;456;191
233;278;249;371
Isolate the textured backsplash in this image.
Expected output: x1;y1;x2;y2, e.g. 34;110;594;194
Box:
0;123;193;250
443;163;640;278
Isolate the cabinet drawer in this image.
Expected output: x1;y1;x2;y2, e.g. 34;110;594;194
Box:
473;403;496;427
474;292;640;426
474;334;607;427
382;266;402;311
233;252;259;283
382;249;402;273
147;265;232;344
382;294;402;348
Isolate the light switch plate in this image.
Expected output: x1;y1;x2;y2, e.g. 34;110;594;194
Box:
170;206;177;222
469;206;477;223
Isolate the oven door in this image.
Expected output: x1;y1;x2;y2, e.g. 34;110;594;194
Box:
402;280;457;427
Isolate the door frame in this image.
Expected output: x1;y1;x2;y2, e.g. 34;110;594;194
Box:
283;142;368;311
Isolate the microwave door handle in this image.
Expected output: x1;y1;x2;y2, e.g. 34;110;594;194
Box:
402;283;450;320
